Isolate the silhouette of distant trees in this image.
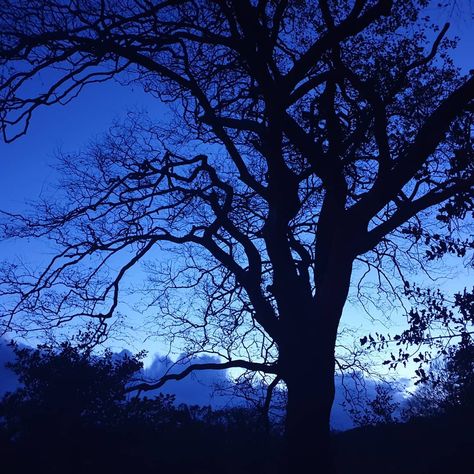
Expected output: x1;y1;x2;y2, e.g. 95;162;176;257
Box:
338;286;474;474
0;342;280;474
0;342;177;473
1;338;473;474
0;1;473;471
0;342;151;429
355;285;473;424
404;338;474;420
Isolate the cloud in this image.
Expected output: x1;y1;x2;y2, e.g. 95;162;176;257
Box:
142;353;234;407
141;353;408;431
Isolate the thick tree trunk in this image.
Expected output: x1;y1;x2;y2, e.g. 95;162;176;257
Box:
278;253;354;474
283;352;336;473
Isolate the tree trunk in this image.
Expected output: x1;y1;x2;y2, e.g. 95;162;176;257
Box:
280;333;337;474
283;357;336;473
279;254;353;474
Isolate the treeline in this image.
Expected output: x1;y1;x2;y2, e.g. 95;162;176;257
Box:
0;341;473;474
0;343;280;474
337;338;474;474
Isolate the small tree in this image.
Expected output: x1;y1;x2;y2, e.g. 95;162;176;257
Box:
0;342;146;432
347;382;401;427
0;343;177;472
0;1;473;471
404;338;474;419
0;343;282;474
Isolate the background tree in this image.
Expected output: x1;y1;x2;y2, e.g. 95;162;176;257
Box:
0;1;473;472
345;382;401;427
0;342;281;474
397;287;474;419
0;342;169;473
0;341;145;427
364;286;474;378
403;341;474;419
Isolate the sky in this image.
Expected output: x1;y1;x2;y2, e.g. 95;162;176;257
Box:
0;2;472;209
0;2;473;395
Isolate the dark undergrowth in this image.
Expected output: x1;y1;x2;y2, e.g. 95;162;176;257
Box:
1;408;473;474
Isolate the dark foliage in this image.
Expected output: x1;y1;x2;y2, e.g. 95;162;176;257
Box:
404;338;474;420
360;286;474;389
342;322;474;473
0;343;281;474
346;382;401;427
335;414;473;474
1;341;474;473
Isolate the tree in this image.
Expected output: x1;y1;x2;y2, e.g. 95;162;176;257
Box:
0;342;173;473
0;342;159;443
404;341;474;420
346;382;401;427
400;287;474;419
0;1;473;472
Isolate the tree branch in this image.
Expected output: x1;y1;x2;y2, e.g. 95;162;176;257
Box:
127;359;278;393
350;75;474;222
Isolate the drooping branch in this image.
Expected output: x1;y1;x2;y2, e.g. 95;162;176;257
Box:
127;359;278;393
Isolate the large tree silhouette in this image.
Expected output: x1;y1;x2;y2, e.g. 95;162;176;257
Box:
0;1;473;472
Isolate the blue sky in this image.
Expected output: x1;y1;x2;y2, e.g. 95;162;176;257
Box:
0;82;150;211
0;1;472;209
0;3;473;367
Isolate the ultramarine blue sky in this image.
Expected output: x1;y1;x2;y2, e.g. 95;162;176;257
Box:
0;2;472;210
0;82;150;211
0;4;472;363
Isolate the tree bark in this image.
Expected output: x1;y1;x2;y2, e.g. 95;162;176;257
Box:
282;349;337;474
279;253;354;474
